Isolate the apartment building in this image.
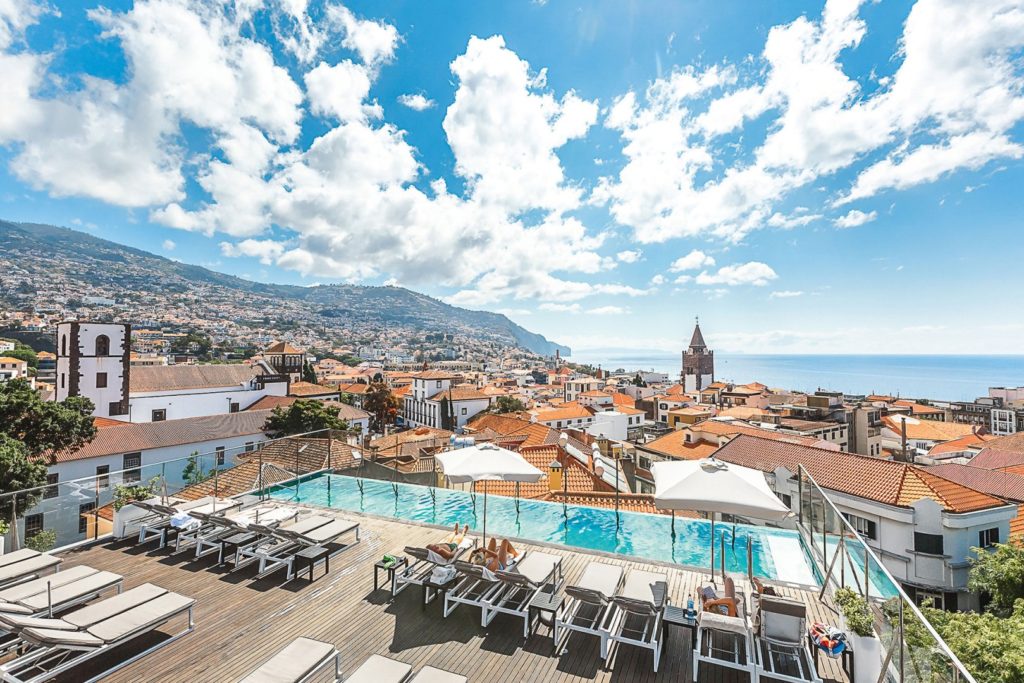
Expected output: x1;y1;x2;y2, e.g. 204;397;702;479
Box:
402;370;492;430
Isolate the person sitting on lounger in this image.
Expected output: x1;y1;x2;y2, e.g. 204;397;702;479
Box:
425;523;469;560
469;538;518;571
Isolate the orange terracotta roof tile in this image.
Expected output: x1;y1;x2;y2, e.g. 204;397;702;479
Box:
288;381;338;397
532;403;594;422
714;435;1007;514
638;435;720;460
882;416;975;442
610;393;635;407
928;432;993;456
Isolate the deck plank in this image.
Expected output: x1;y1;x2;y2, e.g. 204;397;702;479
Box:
11;510;848;683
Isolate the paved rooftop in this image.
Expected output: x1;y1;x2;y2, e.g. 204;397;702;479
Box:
44;512;849;682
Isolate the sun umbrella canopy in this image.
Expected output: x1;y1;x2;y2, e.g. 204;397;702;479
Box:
435;443;544;484
651;457;791;522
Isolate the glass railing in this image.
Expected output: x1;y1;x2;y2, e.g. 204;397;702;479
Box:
0;429;348;553
797;465;976;683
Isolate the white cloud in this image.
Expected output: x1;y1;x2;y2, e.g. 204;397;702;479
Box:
649;274;666;285
616;249;641;263
305;60;377;122
769;290;803;298
669;249;715;271
326;4;399;66
162;239;176;251
539;303;582;313
834;208;877;228
587;305;628;315
595;0;1024;244
219;238;286;265
397;93;435;111
695;262;778;286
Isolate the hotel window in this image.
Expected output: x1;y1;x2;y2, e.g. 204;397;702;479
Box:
979;527;1000;548
461;407;467;415
843;513;877;540
96;372;107;388
78;502;95;534
24;513;43;538
95;335;110;356
44;473;59;499
216;447;226;467
123;453;141;483
96;465;110;489
151;409;166;422
109;401;125;416
230;402;240;413
914;532;944;555
61;373;65;389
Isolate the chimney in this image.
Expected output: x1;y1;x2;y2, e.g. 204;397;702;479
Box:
548;457;563;491
900;418;909;462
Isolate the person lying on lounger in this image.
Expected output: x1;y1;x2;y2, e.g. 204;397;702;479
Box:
425;523;469;560
469;538;519;571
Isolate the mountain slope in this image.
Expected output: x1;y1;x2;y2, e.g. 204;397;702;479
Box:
0;220;569;356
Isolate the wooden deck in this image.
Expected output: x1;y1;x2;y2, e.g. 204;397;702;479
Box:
34;510;849;682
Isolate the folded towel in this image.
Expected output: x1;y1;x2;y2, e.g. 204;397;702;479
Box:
170;512;200;530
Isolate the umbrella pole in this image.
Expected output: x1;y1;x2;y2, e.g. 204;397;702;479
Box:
710;513;716;586
671;511;675;539
482;487;488;549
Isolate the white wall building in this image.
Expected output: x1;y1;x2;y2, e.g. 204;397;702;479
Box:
564;377;604;402
126;364;289;423
0;356;28;381
55;321;131;418
402;371;492;430
25;410;271;548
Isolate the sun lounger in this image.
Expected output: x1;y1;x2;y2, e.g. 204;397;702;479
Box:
396;536;475;596
442;560;504;620
0;566;122;621
753;595;821;683
233;516;335;579
694;610;756;682
0;552;61;590
484;551;564;638
601;569;668;671
239;636;340;683
554;561;623;655
275;518;360;549
409;666;467;682
0;583;195;683
346;654;413;683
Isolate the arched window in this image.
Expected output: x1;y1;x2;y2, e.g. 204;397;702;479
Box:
61;335;67;356
95;335;110;356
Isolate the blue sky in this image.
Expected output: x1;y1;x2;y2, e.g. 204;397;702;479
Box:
1;0;1023;355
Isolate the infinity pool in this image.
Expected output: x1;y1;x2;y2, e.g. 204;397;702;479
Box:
267;473;818;583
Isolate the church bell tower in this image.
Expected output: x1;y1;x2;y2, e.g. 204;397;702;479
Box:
681;317;714;392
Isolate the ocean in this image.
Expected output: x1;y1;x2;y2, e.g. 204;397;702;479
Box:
565;353;1024;402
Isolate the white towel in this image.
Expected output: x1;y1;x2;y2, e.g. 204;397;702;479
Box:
170;512;200;530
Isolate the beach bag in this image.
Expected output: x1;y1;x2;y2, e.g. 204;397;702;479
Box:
430;565;457;585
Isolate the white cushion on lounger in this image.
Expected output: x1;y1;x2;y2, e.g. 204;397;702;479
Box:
510;551;560;585
301;519;358;543
21;571;121;611
87;592;195;643
0;602;32;615
0;565;97;602
619;570;668;607
0;614;78;631
0;549;39;569
62;583;167;628
20;626;104;648
410;666;468;683
0;554;60;583
699;610;749;636
239;637;336;683
575;562;623;597
346;654;413;683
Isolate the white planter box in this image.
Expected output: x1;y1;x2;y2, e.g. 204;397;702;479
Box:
113;498;161;539
0;536;5;556
851;633;882;683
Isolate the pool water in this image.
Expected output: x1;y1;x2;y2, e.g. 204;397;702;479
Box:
267;473;818;582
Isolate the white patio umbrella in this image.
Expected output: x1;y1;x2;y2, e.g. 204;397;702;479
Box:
651;457;791;581
436;443;543;546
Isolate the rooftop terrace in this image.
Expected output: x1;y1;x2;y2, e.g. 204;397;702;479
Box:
45;513;850;683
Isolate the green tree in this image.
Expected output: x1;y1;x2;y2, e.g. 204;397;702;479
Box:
0;379;96;461
0;434;49;521
264;399;349;437
924;601;1024;683
181;450;209;485
5;345;38;369
363;382;399;433
301;360;317;384
490;395;526;414
632;373;647;387
170;331;212;358
967;540;1024;614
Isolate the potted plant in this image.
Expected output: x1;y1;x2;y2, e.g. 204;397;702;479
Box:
112;479;159;538
0;519;8;555
834;587;882;683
